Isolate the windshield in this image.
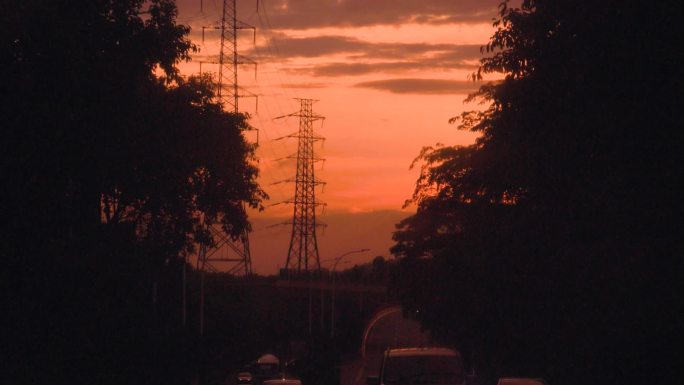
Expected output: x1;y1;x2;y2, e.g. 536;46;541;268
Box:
383;355;464;385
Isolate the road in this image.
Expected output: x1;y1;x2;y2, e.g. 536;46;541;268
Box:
339;307;432;385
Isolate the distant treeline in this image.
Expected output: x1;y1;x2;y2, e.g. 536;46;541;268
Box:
390;2;680;385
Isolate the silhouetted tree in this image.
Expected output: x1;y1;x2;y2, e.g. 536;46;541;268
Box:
371;255;388;282
4;0;266;275
99;74;266;267
3;1;265;384
4;0;195;244
392;1;680;385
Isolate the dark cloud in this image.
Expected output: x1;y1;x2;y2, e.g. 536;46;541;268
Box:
176;0;502;30
299;60;476;77
261;34;483;60
263;35;367;57
280;82;329;89
176;2;495;80
354;78;480;94
311;62;415;76
250;35;484;75
256;0;502;29
357;43;481;61
191;53;220;63
190;33;484;77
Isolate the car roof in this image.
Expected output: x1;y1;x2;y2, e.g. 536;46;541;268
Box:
386;347;460;357
258;354;280;364
497;378;546;385
263;379;302;385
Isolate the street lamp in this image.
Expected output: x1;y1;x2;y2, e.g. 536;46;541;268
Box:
330;248;370;339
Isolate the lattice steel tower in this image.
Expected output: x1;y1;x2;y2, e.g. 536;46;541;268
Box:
197;0;257;279
217;0;256;112
280;99;326;272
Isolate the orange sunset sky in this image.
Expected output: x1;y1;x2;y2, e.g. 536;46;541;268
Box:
174;0;503;274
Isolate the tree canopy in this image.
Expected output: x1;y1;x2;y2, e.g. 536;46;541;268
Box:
3;0;266;264
3;2;266;382
391;1;680;384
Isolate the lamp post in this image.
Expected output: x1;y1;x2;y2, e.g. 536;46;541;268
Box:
330;248;370;339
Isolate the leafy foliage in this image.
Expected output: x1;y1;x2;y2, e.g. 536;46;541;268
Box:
3;2;266;383
3;0;265;264
100;74;266;263
391;1;681;384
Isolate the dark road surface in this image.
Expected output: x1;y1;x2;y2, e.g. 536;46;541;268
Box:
339;307;432;385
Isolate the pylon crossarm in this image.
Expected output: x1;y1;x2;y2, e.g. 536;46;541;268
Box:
273;132;297;140
236;20;255;30
237;89;258;98
273;113;299;121
278;134;325;141
273;155;297;162
280;199;326;205
271;179;295;185
276;114;325;121
210;258;245;262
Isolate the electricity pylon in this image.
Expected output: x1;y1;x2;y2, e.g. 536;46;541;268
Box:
275;99;326;273
196;0;257;335
216;0;257;112
197;0;257;278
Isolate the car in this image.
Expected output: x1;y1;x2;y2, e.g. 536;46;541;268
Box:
497;378;547;385
251;354;281;385
368;347;466;385
238;372;253;385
